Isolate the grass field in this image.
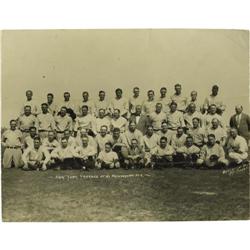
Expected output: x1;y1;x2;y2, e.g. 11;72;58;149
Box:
2;165;249;222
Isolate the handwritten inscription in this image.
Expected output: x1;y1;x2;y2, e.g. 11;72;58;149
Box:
222;165;249;176
49;173;151;180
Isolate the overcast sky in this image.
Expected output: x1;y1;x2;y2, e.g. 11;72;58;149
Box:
1;29;249;127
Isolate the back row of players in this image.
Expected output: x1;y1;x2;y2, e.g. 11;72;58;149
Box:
2;84;250;170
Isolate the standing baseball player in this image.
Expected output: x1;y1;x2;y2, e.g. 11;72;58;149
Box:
2;120;23;168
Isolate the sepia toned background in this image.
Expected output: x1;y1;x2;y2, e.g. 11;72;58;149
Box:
1;29;249;126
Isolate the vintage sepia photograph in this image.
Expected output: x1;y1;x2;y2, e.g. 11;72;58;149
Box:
1;29;249;222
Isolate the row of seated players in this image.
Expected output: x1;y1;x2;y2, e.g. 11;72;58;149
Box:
17;101;226;140
2;118;248;170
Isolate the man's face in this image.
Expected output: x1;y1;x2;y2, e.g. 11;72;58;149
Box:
155;103;162;113
60;108;67;116
170;104;177;112
186;138;193;147
192;119;199;128
99;92;105;100
48;132;54;141
177;128;183;136
210;105;217;114
41;104;48;113
82;138;88;147
61;139;68;148
131;140;138;148
175;85;181;94
34;139;40;149
26;91;32;100
113;110;120;119
98;109;105;118
24;107;31;115
189;104;196;113
148;91;154;100
147;127;154;136
129;123;136;132
191;91;197;100
81;107;88;116
10;121;17;130
235;106;243;114
135;106;142;114
161;123;168;132
208;136;215;146
47;95;53;103
105;144;111;152
30;129;37;138
133;88;139;97
100;127;107;136
212;87;218;96
116;90;122;98
82;92;89;101
64;93;70;101
113;130;120;138
160;139;167;148
64;130;70;139
160;88;166;97
211;119;219;128
230;130;237;138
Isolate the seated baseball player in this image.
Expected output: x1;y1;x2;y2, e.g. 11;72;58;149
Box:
184;103;203;130
110;109;127;133
74;136;97;170
110;127;129;166
167;101;185;137
42;130;60;153
24;126;38;148
174;136;200;167
123;121;143;147
149;103;167;132
95;142;120;169
197;134;228;168
54;106;73;140
226;128;249;166
74;105;96;136
157;121;172;143
37;103;55;139
62;129;76;149
187;117;206;147
2;119;23;169
95;125;112;152
204;104;224;129
22;136;50;171
50;137;78;170
170;126;187;150
142;125;160;167
18;105;38;139
94;108;111;133
124;138;145;170
206;118;227;146
151;136;174;169
75;128;97;150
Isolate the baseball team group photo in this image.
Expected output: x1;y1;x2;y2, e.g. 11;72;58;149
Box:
1;29;249;222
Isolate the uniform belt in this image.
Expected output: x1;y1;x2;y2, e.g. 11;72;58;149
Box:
39;129;49;132
56;131;65;133
168;128;177;131
6;146;21;149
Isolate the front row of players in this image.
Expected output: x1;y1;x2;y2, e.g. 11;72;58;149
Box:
2;118;248;171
